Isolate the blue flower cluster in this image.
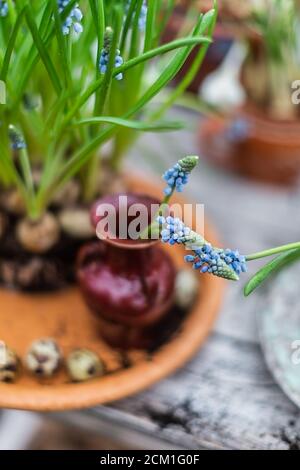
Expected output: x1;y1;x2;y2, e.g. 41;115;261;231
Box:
220;248;247;276
58;0;83;35
157;215;247;280
10;136;26;150
184;244;247;280
99;48;124;81
162;157;198;196
157;158;247;281
163;162;190;196
158;216;191;245
8;126;27;151
0;1;8;17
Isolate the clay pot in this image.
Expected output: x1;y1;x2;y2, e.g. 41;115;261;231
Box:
77;193;176;349
0;173;224;411
199;106;300;186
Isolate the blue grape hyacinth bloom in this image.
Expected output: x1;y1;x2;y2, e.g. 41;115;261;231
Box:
99;27;124;81
99;49;124;81
0;1;8;17
163;156;198;196
58;0;83;35
8;126;27;151
158;215;246;280
158;216;191;245
184;245;247;279
220;248;247;276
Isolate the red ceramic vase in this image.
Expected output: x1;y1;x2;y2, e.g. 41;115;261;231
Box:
77;193;176;349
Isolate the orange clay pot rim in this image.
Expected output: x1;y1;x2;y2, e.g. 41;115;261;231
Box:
0;172;224;411
240;104;300;127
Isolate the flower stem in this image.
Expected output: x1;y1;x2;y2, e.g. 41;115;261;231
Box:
139;191;173;240
245;242;300;261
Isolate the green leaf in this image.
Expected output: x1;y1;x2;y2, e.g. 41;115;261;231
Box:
114;36;212;77
0;7;25;80
14;0;77;103
57;13;210;138
89;0;105;116
120;0;137;52
129;0;144;59
47;12;208;187
151;8;217;120
73;116;184;132
51;0;71;89
89;0;105;48
244;248;300;296
24;5;62;95
8;124;34;194
12;1;55;102
144;0;158;52
155;0;175;41
200;8;217;34
96;5;123;117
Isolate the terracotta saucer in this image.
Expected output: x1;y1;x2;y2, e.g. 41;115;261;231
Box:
0;174;224;410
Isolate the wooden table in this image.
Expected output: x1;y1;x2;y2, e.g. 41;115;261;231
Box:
59;110;300;450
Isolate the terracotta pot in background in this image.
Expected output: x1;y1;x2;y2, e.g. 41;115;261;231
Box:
199;106;300;186
77;193;176;349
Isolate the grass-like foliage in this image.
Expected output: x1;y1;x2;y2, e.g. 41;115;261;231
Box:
251;0;296;65
0;0;217;220
242;0;298;118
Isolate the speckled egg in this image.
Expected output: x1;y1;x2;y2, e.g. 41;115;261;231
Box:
25;338;61;377
0;345;19;383
66;349;104;382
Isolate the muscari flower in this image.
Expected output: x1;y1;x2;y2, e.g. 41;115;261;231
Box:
185;245;247;280
58;0;83;35
99;27;124;81
8;125;26;151
163;156;199;196
158;215;247;280
99;48;124;81
220;248;247;276
0;1;8;17
158;216;192;246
